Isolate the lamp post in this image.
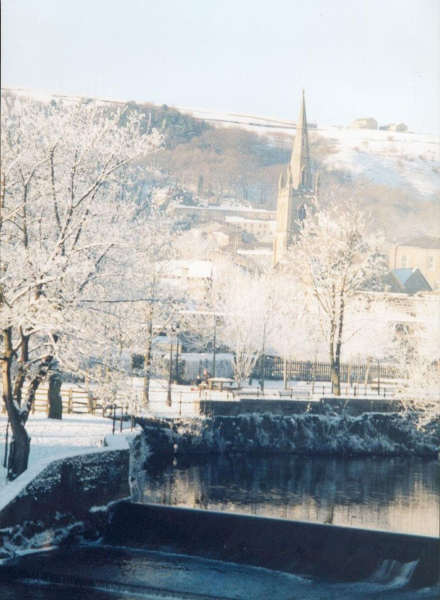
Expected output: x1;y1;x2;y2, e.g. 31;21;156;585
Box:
167;337;173;407
212;314;217;378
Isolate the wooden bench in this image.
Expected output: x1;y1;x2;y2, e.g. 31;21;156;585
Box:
231;387;261;398
278;389;311;399
208;378;235;392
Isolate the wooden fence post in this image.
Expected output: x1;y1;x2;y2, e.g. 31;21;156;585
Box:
68;389;73;414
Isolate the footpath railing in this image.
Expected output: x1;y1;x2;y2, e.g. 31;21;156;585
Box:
0;378;403;420
252;358;402;383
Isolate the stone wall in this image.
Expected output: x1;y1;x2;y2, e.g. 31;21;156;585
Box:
137;412;438;457
0;448;130;557
196;397;404;417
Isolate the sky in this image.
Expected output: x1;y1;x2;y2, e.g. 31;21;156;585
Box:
2;0;439;134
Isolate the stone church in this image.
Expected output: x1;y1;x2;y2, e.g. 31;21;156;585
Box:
273;92;318;266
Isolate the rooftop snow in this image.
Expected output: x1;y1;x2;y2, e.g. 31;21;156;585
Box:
173;203;276;214
399;236;440;249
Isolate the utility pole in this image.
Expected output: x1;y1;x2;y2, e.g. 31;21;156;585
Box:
212;314;217;378
167;339;173;407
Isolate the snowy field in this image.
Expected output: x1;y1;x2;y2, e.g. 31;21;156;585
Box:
0;413;132;502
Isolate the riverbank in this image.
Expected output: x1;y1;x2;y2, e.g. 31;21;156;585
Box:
137;412;439;458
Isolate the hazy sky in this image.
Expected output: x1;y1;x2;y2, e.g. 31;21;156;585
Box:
2;0;439;133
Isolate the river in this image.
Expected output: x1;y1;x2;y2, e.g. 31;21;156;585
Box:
141;455;439;536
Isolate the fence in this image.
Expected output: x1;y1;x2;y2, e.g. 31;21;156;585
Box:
251;357;402;383
0;382;201;418
0;384;131;417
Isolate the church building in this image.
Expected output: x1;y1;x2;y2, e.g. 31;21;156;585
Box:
273;92;318;266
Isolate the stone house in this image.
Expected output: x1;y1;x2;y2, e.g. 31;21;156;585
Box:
380;123;408;132
388;237;440;291
350;118;378;130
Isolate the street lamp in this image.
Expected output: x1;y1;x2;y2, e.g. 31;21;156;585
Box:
212;313;217;379
167;336;173;407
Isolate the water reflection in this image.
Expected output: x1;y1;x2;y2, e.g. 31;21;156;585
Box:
142;456;439;536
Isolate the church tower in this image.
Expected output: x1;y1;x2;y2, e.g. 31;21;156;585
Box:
273;91;317;266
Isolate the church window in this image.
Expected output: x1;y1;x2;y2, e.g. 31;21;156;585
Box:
298;204;307;221
401;255;409;268
428;255;435;270
301;169;307;187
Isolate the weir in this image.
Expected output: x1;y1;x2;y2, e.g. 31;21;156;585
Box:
0;422;438;598
103;501;439;589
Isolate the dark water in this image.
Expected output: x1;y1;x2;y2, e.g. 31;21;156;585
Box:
141;455;439;536
1;546;438;600
1;456;438;599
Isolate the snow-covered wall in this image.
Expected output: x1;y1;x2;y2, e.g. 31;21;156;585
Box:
137;413;439;458
0;444;131;558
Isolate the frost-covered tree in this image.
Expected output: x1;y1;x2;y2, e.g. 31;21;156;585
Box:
287;199;385;395
121;203;182;406
392;296;440;424
269;278;313;389
218;267;276;386
0;94;161;479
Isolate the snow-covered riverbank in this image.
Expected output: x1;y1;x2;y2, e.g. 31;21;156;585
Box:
0;414;132;498
138;412;439;458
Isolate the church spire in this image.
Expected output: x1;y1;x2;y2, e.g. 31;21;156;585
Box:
289;90;311;190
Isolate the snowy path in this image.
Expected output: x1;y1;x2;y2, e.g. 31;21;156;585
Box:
0;414;131;496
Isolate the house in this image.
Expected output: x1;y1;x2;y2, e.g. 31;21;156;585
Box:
388;237;440;291
169;201;276;227
379;123;408;132
391;268;432;294
361;267;432;295
225;215;276;239
350;118;378;130
161;260;214;302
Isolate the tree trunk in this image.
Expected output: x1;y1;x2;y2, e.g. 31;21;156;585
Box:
283;358;288;390
142;336;153;408
332;291;345;398
7;420;31;481
48;372;63;419
259;352;265;392
329;340;341;397
331;360;341;396
1;333;31;480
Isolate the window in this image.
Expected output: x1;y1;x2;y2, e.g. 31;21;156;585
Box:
428;255;435;271
298;204;307;221
301;169;307;187
401;255;408;268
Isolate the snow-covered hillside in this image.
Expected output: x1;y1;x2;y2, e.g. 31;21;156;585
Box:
4;88;438;198
180;107;440;199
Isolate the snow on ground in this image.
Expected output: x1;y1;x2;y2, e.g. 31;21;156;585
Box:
6;90;438;198
0;413;133;500
179;107;440;198
317;126;439;198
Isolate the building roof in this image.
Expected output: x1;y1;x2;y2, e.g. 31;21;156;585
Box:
398;236;440;250
164;260;213;279
392;268;432;294
225;216;276;225
392;268;414;286
173;203;276;215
